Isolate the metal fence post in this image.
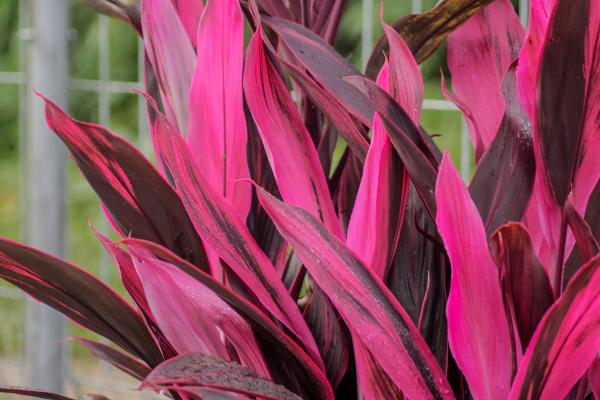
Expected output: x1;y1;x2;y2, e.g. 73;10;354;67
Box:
25;0;69;391
520;0;530;27
361;0;373;70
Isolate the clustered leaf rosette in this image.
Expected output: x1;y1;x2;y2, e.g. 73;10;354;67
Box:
2;0;600;399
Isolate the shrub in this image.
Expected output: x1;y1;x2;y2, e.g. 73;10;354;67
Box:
2;0;600;398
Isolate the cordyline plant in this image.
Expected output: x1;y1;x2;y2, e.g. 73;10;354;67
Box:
2;0;600;398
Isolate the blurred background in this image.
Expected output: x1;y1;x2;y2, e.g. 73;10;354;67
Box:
0;0;525;398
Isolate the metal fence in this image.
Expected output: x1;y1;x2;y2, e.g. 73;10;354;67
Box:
0;0;528;397
0;1;151;398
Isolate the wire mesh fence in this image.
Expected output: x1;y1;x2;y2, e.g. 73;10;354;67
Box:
0;1;152;398
0;0;528;397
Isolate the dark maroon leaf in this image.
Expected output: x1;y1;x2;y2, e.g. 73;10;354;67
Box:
387;187;435;323
0;387;75;400
536;0;598;205
255;187;454;399
566;181;600;283
262;16;374;126
310;0;346;43
365;0;495;78
565;199;600;262
387;185;448;369
123;239;333;400
445;0;524;161
245;105;285;265
256;0;294;20
589;357;600;398
345;58;411;281
142;353;303;400
95;231;179;360
331;151;362;230
94;230;151;316
282;61;369;161
491;223;553;348
244;30;344;238
142;51;162;132
317;124;339;175
40;95;209;272
565;179;600;284
345;76;439;166
353;344;404;400
469;63;534;236
0;239;163;366
148;92;326;370
72;337;151;381
510;253;600;399
303;286;350;388
345;75;439;218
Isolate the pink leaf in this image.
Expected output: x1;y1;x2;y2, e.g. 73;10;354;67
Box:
468;63;535;236
525;0;600;282
354;340;404;400
262;17;373;126
0;238;163;367
382;19;424;124
535;0;600;205
94;230;151;317
567;0;600;217
187;0;251;220
565;199;600;262
518;0;558;276
147;102;324;372
123;238;334;400
346;67;409;400
129;246;271;377
523;184;563;281
516;0;561;280
517;0;554;121
435;152;512;399
243;29;343;238
588;357;600;399
446;0;524;160
243;31;350;386
282;62;369;162
349;31;429;393
509;254;600;399
345;75;440;218
132;249;228;358
40;94;208;271
256;187;454;400
346;19;420;279
490;223;553;351
172;0;203;48
141;0;195;133
95;230;179;359
347;61;409;279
